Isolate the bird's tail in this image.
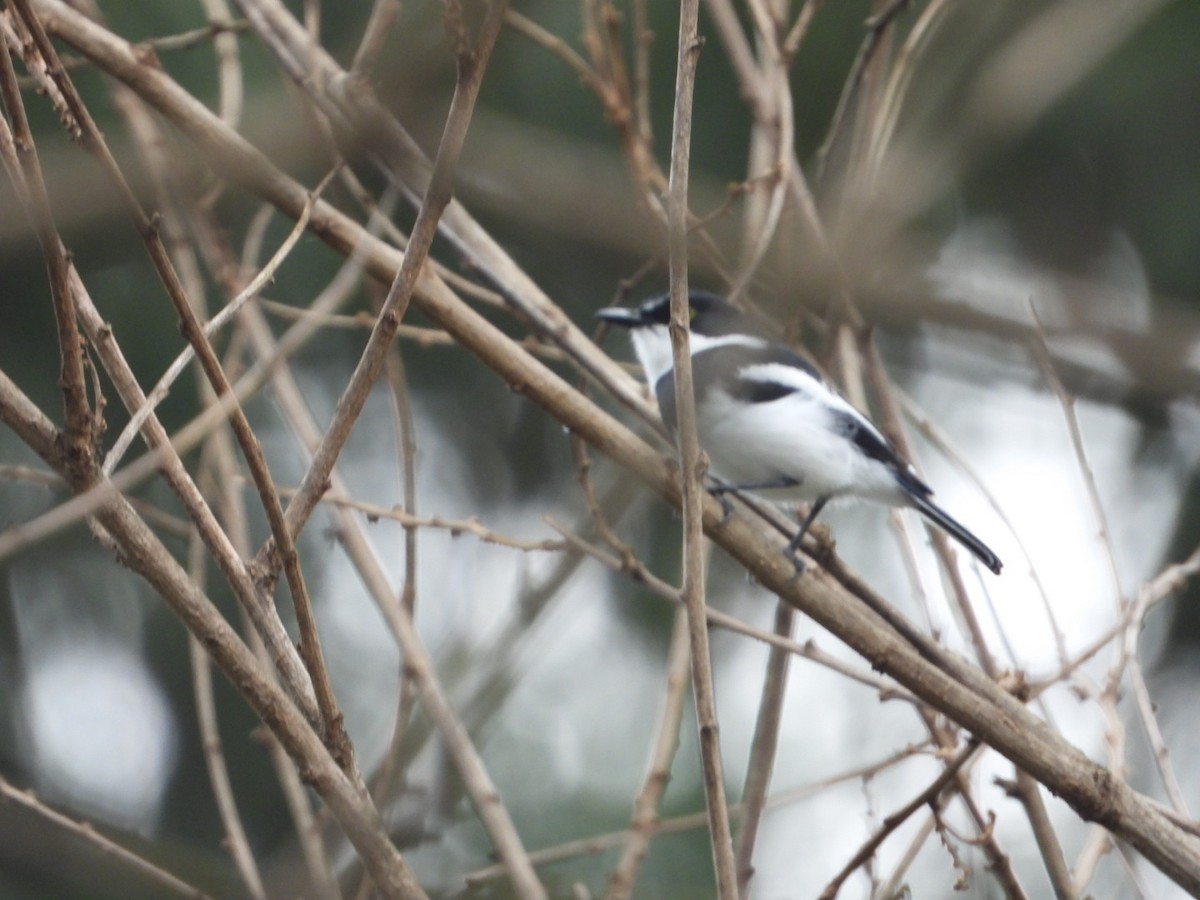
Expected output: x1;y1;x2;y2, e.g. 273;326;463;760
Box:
909;494;1003;575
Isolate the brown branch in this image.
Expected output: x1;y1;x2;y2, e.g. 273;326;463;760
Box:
604;608;691;900
11;0;345;754
0;776;216;900
546;517;908;698
185;537;268;900
666;2;738;895
0;369;425;899
735;602;796;896
0;14;94;463
819;740;979;900
27;1;1200;890
466;743;933;886
214;241;544;898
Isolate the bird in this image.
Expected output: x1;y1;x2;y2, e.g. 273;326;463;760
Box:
596;290;1002;575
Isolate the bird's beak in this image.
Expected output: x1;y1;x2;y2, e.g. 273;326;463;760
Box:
595;307;644;328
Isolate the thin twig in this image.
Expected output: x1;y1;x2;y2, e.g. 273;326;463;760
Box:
0;368;425;898
735;602;796;896
351;0;402;75
28;4;1200;890
604;608;691;899
547;518;909;697
369;329;422;815
104;189;318;473
819;740;979;899
0;16;95;463
465;743;933;886
266;485;566;551
666;2;738;893
186;532;268;900
1124;550;1199;817
13;0;345;752
897;387;1066;665
1027;301;1125;608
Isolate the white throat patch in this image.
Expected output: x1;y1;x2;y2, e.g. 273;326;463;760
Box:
630;329;767;387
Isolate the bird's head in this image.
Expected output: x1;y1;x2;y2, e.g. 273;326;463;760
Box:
596;291;755;384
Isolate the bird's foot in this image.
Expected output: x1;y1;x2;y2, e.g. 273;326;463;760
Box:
783;544;807;579
708;489;736;525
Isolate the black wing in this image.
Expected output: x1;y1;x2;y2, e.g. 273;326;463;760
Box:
827;408;932;499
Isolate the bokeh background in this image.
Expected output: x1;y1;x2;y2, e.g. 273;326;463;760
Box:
2;0;1200;897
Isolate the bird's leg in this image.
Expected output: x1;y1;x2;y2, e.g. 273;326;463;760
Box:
706;476;799;525
705;477;737;524
784;496;829;573
708;475;801;495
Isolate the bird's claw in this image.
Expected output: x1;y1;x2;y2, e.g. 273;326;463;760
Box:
709;489;736;525
705;479;739;525
784;549;806;579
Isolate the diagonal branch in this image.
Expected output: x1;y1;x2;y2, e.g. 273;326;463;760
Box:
0;368;425;899
26;1;1200;891
9;0;343;753
0;15;93;462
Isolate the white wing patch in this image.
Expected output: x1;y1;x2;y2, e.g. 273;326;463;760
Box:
736;362;892;447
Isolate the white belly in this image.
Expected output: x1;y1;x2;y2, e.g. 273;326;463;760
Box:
696;388;906;506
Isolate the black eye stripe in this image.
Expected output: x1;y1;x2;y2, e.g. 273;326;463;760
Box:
731;378;796;404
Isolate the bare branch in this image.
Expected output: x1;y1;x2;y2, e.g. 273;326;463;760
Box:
604;608;691;900
735;603;796;896
0;369;425;898
0;776;216;900
666;2;738;894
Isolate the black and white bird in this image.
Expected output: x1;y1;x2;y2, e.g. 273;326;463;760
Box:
597;290;1002;574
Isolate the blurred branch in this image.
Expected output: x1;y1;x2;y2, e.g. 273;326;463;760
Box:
21;6;1200;892
818;740;980;900
5;0;1200;895
0;777;217;900
270;484;567;552
735;602;795;896
604;608;691;900
186;534;268;900
464;743;934;887
864;0;1173;237
0;367;425;898
0;13;96;463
